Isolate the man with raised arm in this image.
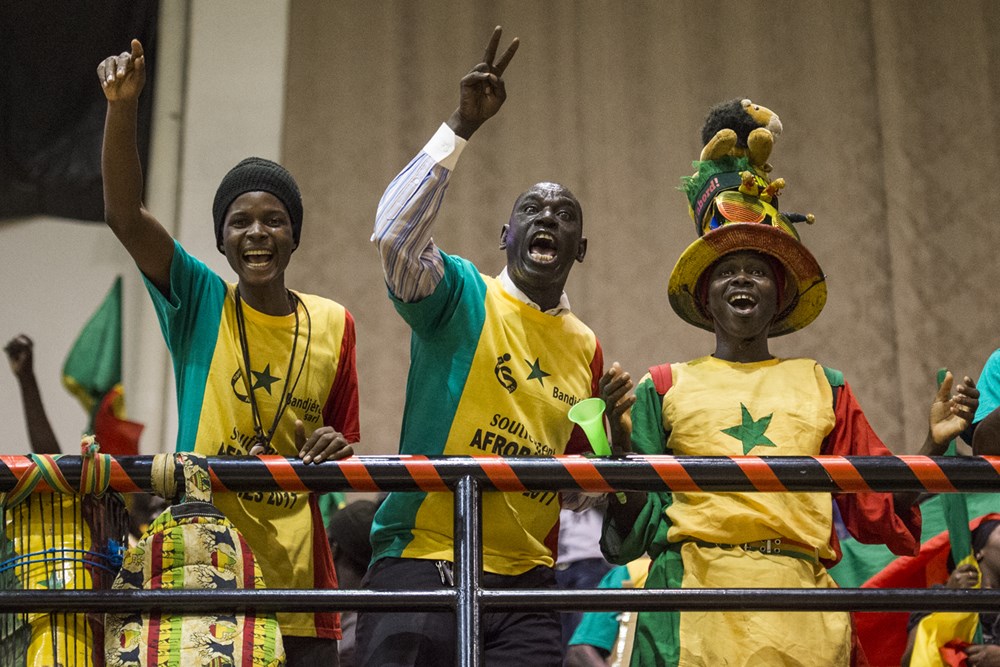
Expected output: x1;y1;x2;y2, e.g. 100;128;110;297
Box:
97;39;360;665
360;27;604;666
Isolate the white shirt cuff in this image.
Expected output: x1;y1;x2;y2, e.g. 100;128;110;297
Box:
422;123;467;171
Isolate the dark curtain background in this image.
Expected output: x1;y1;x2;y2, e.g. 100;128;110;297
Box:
0;0;158;222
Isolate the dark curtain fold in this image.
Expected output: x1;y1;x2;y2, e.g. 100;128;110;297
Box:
0;0;159;222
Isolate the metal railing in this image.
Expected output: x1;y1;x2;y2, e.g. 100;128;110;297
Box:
2;453;999;666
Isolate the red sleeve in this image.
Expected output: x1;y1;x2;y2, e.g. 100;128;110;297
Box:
309;495;341;638
322;309;361;443
565;338;604;455
821;381;921;560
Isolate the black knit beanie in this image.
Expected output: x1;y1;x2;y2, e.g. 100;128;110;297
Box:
212;157;303;251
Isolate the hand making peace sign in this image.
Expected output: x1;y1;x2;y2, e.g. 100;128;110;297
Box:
447;26;519;139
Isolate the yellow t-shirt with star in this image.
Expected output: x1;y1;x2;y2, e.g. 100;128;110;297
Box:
370;252;602;575
144;241;360;639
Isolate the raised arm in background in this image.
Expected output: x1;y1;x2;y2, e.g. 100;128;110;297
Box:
920;371;978;455
4;335;60;455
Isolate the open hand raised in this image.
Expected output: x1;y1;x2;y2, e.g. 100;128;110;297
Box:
447;26;519;139
97;39;146;103
929;371;978;449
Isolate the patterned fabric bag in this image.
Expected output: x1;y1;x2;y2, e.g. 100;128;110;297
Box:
105;454;284;666
0;440;129;667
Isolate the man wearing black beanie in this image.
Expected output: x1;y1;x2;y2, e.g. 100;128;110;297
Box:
98;39;359;666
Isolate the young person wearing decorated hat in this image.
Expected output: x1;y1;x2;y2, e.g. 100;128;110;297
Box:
98;40;359;665
359;27;604;666
598;211;978;664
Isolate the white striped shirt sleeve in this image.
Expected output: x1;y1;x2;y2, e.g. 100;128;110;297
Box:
372;123;467;302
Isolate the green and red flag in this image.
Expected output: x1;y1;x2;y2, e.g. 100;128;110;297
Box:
844;506;999;666
61;276;143;455
832;370;995;666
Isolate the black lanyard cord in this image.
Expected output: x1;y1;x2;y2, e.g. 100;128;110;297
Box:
234;288;312;451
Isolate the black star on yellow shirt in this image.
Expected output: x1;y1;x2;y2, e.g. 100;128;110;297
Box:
251;363;280;395
524;357;551;386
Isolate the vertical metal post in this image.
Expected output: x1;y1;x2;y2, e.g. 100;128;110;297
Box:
455;475;482;667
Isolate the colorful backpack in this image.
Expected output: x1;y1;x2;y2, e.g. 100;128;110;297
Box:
104;454;285;667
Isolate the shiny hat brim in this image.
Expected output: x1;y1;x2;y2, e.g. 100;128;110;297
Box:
667;222;826;337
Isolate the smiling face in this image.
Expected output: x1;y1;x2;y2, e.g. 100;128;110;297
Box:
500;182;587;310
705;251;781;342
221;191;296;294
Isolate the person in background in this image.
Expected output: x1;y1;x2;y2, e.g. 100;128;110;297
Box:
5;334;60;454
901;519;1000;667
327;499;379;667
972;349;1000;455
556;505;613;646
5;333;165;539
564;556;652;667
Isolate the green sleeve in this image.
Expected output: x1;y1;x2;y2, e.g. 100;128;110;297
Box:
141;240;226;452
567;565;634;651
601;375;674;564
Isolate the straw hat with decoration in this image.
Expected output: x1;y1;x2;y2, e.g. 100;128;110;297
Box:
670;154;825;337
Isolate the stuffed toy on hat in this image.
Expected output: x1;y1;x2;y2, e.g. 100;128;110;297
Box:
682;98;813;237
696;98;789;212
699;98;782;176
